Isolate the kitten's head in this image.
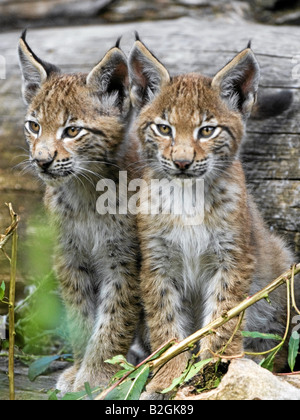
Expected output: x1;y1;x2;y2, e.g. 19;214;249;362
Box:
19;31;130;185
129;38;260;181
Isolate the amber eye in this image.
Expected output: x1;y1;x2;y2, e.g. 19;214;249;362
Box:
65;127;82;138
157;124;172;137
28;121;40;134
199;126;216;139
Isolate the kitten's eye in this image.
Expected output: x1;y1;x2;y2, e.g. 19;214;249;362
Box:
157;124;172;137
198;126;216;139
27;121;40;134
65;127;82;138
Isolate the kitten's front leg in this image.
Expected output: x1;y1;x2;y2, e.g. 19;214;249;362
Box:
73;241;141;391
199;261;253;360
55;256;97;394
139;238;191;398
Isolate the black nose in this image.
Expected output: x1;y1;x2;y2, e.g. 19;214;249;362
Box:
35;152;57;171
174;159;193;171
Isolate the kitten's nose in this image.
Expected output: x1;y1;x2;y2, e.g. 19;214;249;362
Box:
174;159;193;171
172;146;195;171
35;157;55;170
34;150;57;170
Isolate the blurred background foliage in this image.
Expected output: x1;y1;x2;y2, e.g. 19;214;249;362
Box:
0;210;70;357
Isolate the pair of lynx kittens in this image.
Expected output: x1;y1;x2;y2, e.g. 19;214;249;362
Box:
18;30;298;399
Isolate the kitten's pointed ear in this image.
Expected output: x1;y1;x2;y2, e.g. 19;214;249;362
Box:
212;47;260;118
18;30;60;105
86;46;129;113
129;39;171;109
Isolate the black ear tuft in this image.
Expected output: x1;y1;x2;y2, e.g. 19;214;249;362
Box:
87;47;130;114
18;30;60;104
212;48;260;118
21;29;28;42
247;40;252;49
115;37;122;49
20;29;60;78
128;39;170;109
134;31;141;42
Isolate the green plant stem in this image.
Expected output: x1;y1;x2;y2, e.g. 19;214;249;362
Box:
291;264;300;316
0;206;19;252
218;311;245;358
7;204;19;401
245;279;291;358
149;264;300;373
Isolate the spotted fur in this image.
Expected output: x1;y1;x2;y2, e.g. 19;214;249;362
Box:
129;39;299;397
19;32;141;394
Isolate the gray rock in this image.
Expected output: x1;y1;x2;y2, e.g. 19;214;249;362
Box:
176;359;300;400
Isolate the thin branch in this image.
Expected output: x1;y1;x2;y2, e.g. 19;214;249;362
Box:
276;371;300;377
219;311;245;357
1;203;20;401
1;248;11;263
291;264;300;316
149;264;300;373
0;204;19;252
245;278;291;358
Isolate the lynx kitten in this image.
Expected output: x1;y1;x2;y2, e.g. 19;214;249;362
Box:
19;32;141;393
128;38;299;397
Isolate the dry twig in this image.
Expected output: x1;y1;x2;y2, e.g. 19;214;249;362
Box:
149;264;300;372
1;203;19;401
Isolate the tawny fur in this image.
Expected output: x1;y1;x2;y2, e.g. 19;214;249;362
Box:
128;40;299;398
19;34;141;394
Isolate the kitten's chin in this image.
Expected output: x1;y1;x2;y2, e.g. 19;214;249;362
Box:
167;170;207;181
37;171;72;186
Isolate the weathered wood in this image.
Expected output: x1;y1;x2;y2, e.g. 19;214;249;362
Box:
0;0;115;26
0;0;252;30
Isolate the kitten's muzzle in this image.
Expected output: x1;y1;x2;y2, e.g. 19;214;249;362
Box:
173;159;193;171
172;145;195;172
33;150;57;172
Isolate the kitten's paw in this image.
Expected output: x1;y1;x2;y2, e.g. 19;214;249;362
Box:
140;353;189;400
56;365;78;397
140;391;165;400
73;367;110;392
140;380;173;401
